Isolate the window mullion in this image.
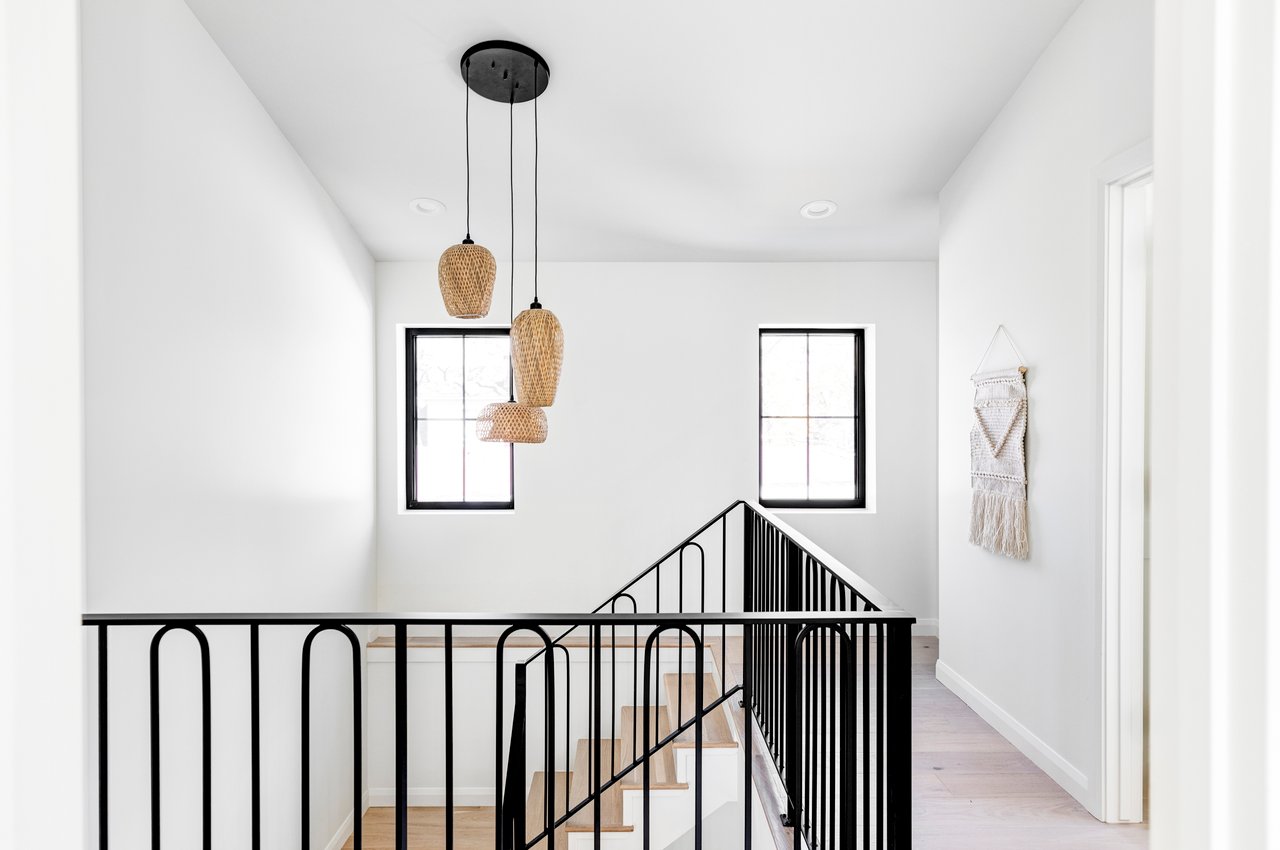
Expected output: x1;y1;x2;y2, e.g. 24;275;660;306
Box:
805;332;811;503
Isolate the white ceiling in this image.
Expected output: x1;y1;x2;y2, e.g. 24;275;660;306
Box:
184;0;1082;262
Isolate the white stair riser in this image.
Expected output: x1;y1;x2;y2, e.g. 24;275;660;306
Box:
564;747;738;850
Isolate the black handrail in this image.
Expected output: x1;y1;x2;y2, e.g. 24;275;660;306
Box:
85;501;914;850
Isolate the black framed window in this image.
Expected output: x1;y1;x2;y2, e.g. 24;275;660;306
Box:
759;328;866;509
405;327;514;510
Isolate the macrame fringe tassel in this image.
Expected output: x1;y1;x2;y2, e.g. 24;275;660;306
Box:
969;490;1030;560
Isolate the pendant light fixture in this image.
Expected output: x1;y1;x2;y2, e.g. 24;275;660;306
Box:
437;57;496;319
478;88;547;444
510;86;564;407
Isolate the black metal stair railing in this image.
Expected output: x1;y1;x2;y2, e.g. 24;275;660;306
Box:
84;501;915;850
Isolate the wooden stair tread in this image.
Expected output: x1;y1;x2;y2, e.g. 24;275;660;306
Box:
617;707;684;789
566;740;633;833
662;673;737;748
524;772;570;850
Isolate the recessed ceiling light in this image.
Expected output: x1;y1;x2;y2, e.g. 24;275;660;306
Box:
800;200;838;220
409;197;446;216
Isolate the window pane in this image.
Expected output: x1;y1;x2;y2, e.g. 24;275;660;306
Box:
808;334;857;417
761;418;807;501
416;336;463;420
465;427;512;502
464;335;511;418
417;419;463;502
760;334;807;416
809;418;857;500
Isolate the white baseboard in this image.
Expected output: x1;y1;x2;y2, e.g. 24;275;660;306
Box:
367;786;495;807
324;791;370;850
912;618;938;637
934;659;1095;815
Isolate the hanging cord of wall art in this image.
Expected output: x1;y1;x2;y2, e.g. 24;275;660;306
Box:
969;324;1030;559
972;324;1028;376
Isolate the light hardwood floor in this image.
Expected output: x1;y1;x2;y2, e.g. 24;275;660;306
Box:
347;637;1148;849
909;637;1147;849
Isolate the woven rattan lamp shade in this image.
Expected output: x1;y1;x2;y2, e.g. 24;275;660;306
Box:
511;305;564;406
438;242;497;318
476;401;547;444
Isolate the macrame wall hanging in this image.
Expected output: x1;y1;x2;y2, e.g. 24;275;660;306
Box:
969;326;1030;559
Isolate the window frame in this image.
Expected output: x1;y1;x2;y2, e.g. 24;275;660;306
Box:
757;327;866;510
405;326;515;511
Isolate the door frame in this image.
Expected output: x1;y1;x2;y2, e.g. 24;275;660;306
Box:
1098;141;1152;824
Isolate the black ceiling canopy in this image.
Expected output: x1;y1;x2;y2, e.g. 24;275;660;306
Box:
460;41;550;104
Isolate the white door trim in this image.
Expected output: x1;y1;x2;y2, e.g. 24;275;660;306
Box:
1098;141;1152;824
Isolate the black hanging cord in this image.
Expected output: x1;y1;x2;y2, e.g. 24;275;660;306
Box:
507;94;516;403
464;60;473;242
532;84;540;308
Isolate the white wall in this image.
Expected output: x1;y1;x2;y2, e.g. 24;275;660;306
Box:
376;261;937;627
1;0;85;846
81;0;377;846
935;0;1152;818
1149;0;1280;845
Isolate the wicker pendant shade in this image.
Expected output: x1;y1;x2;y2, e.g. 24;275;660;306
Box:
511;304;564;406
438;241;496;318
476;401;547;444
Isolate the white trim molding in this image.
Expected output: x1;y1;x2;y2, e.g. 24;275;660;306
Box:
912;618;939;637
323;791;370;850
1098;143;1152;825
935;660;1091;808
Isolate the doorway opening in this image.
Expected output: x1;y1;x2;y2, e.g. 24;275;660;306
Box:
1101;145;1152;824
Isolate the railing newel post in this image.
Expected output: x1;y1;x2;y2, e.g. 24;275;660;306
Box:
886;619;912;849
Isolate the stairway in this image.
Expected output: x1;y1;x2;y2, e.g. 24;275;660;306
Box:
523;671;738;850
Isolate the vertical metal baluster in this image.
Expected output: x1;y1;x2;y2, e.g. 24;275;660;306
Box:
841;625;855;850
546;643;557;850
301;630;310;850
742;618;754;849
514;664;527;850
445;625;455;850
151;625;212;850
655;560;661;758
784;541;801;830
593;625;603;850
351;630;363;850
876;622;885;849
633;612;639;774
250;624;261;850
721;514;727;677
642;631;653;850
554;644;571;822
494;641;504;850
819;580;827;850
150;632;162;850
201;632;212;850
788;629;805;850
694;632;704;850
678;549;685;728
395;624;408;850
886;621;910;850
98;625;109;850
611;618;617;778
808;561;816;845
828;579;838;850
863;617;871;850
